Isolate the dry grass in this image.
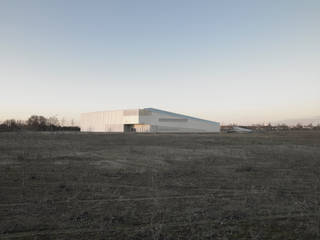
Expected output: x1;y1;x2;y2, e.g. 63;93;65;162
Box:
0;131;320;239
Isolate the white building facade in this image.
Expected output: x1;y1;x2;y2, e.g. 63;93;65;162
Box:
80;108;220;133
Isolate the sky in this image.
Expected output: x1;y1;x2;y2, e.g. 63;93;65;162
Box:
1;0;319;125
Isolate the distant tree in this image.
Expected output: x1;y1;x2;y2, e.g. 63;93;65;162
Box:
3;119;17;127
27;115;37;126
4;119;19;130
306;123;313;129
60;117;66;127
48;116;60;126
295;123;303;130
0;115;79;132
0;119;23;131
27;115;48;130
277;124;289;131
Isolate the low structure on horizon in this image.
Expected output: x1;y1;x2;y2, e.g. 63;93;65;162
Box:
80;108;220;133
228;126;253;133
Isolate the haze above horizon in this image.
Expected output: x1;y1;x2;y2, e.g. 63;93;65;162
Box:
1;0;319;125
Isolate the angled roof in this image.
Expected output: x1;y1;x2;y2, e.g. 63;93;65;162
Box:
144;108;219;125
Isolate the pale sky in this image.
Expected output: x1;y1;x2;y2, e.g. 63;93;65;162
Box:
1;0;319;125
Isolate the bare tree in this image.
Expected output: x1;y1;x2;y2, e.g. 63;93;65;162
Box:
60;117;66;127
27;115;48;130
48;116;60;126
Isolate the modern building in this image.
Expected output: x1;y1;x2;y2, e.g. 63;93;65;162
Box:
80;108;220;133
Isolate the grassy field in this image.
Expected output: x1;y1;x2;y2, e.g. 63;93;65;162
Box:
0;131;320;239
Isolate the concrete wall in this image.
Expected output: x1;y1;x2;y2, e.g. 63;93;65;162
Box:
81;109;141;132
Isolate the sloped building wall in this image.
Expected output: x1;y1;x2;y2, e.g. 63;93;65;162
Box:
139;108;220;132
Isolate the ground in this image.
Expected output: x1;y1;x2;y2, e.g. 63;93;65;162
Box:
0;131;320;239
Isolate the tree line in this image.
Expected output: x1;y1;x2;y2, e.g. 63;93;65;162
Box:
0;115;80;132
221;123;320;132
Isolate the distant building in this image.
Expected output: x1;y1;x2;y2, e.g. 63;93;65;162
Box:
228;126;253;133
80;108;220;133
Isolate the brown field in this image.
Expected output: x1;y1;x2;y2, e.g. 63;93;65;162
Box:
0;131;320;239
